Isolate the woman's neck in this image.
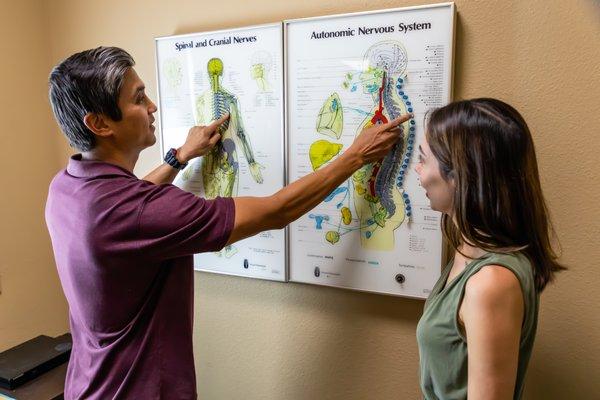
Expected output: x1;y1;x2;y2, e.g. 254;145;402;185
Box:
458;241;488;260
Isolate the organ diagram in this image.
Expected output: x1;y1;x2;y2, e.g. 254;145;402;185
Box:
308;41;415;251
250;50;273;92
285;2;454;299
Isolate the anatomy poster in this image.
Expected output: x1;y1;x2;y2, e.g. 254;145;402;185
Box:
156;23;286;281
286;4;454;298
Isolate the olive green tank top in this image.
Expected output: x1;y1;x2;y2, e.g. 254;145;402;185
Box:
416;252;539;400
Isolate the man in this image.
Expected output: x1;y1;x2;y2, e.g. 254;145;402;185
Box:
46;46;411;399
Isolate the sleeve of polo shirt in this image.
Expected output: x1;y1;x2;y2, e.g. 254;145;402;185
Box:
136;183;235;260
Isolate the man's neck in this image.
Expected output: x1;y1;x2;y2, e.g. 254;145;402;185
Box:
81;146;138;173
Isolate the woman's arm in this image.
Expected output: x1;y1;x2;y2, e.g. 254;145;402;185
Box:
461;265;524;400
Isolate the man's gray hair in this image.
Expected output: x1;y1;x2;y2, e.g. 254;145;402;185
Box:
49;46;135;151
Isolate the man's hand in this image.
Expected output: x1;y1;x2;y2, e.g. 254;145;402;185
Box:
176;114;230;163
347;113;413;166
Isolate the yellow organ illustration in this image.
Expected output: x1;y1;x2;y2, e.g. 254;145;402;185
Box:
309;140;343;170
316;92;343;139
341;207;352;225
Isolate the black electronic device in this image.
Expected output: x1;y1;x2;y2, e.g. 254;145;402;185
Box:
0;333;71;390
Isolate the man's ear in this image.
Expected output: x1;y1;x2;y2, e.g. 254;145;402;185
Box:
83;113;113;138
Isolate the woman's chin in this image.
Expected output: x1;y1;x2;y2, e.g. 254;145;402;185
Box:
428;201;441;212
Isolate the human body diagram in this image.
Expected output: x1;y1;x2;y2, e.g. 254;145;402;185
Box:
308;41;416;251
181;57;264;257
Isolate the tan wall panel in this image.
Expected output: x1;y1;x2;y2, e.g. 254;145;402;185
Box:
0;0;69;351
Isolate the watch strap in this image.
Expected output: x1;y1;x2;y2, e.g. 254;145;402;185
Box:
164;148;188;170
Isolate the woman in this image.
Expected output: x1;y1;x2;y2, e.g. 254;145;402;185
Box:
415;98;565;400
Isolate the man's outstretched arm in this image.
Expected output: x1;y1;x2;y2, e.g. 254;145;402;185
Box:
226;113;412;245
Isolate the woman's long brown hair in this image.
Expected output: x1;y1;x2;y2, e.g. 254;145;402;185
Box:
426;98;565;291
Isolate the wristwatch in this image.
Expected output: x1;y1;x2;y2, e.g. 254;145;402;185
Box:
164;148;188;170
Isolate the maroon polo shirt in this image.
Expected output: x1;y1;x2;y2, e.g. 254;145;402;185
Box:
45;155;234;399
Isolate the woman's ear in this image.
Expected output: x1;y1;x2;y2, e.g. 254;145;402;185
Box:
83;113;112;138
446;169;457;189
